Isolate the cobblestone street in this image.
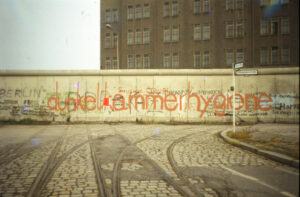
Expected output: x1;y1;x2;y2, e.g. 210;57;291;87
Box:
0;124;298;197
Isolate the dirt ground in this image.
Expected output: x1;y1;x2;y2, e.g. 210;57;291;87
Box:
228;124;299;159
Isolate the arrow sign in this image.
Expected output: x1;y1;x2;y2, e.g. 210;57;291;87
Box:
235;63;243;69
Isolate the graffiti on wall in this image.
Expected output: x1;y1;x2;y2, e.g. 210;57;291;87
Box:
45;82;277;118
0;81;299;119
0;87;52;117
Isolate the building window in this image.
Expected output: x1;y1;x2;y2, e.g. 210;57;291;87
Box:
172;26;179;42
260;0;268;6
135;29;142;44
105;9;111;24
164;27;171;42
164;54;171;68
113;33;117;48
194;52;201;68
203;0;210;13
226;21;234;38
144;54;150;68
280;0;289;4
260;20;269;35
271;47;279;64
105;57;111;69
281;17;289;34
128;6;134;20
226;0;234;10
128;30;134;45
260;48;269;65
105;33;111;48
113;57;118;69
281;48;290;64
203;23;210;40
271;18;278;35
173;53;179;68
112;9;118;23
143;28;150;44
136;5;142;19
236;21;244;38
144;4;150;18
236;0;244;9
203;51;210;67
136;55;142;68
270;0;279;4
164;3;170;17
172;1;179;16
236;49;244;63
226;50;234;66
194;0;201;14
194;24;201;40
128;55;134;69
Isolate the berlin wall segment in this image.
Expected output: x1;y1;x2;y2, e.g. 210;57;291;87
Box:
46;81;273;118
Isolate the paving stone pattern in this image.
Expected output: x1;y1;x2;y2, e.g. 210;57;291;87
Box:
0;141;56;197
0;124;294;197
41;144;98;197
174;132;279;167
120;180;182;197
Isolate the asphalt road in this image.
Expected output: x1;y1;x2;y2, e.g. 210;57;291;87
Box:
0;124;298;197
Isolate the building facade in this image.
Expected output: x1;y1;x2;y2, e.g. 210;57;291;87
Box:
101;0;299;69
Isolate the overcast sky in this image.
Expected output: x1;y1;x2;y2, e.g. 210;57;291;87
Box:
0;0;100;70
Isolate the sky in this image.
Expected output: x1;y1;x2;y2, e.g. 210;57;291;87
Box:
0;0;100;70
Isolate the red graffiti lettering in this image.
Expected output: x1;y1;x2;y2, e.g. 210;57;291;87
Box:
259;93;273;111
46;81;273;117
164;94;178;111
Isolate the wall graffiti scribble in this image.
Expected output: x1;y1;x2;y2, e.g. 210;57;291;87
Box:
45;82;274;118
0;73;298;123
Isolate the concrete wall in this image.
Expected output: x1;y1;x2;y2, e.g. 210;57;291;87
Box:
0;68;299;123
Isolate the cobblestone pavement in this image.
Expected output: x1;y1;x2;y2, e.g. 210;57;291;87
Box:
120;180;181;197
0;124;298;197
173;132;277;167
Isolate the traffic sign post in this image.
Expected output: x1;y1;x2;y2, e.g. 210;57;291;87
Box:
232;63;257;133
232;64;236;133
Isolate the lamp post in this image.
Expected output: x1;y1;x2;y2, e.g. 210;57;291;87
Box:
105;24;119;69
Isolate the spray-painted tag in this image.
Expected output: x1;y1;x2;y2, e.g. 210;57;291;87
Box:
103;97;109;106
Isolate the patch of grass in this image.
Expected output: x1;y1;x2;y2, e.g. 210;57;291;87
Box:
227;131;252;139
259;137;299;159
227;131;299;160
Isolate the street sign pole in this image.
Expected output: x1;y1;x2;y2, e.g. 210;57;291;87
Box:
232;63;236;133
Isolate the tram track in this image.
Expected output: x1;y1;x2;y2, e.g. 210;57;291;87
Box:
167;132;206;197
0;126;49;166
87;127;110;197
110;126;199;197
26;126;89;197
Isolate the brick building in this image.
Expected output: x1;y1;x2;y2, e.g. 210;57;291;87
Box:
101;0;299;69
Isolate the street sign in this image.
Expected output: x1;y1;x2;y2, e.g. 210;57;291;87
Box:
235;63;243;69
236;70;258;75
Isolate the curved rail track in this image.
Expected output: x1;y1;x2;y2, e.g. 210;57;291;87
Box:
26;127;89;197
0;126;50;166
1;125;217;197
167;132;205;197
87;128;110;197
109;126;200;197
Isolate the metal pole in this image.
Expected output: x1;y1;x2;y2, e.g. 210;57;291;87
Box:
232;64;236;133
117;35;119;69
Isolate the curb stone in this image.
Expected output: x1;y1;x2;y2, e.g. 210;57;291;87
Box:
219;129;299;168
